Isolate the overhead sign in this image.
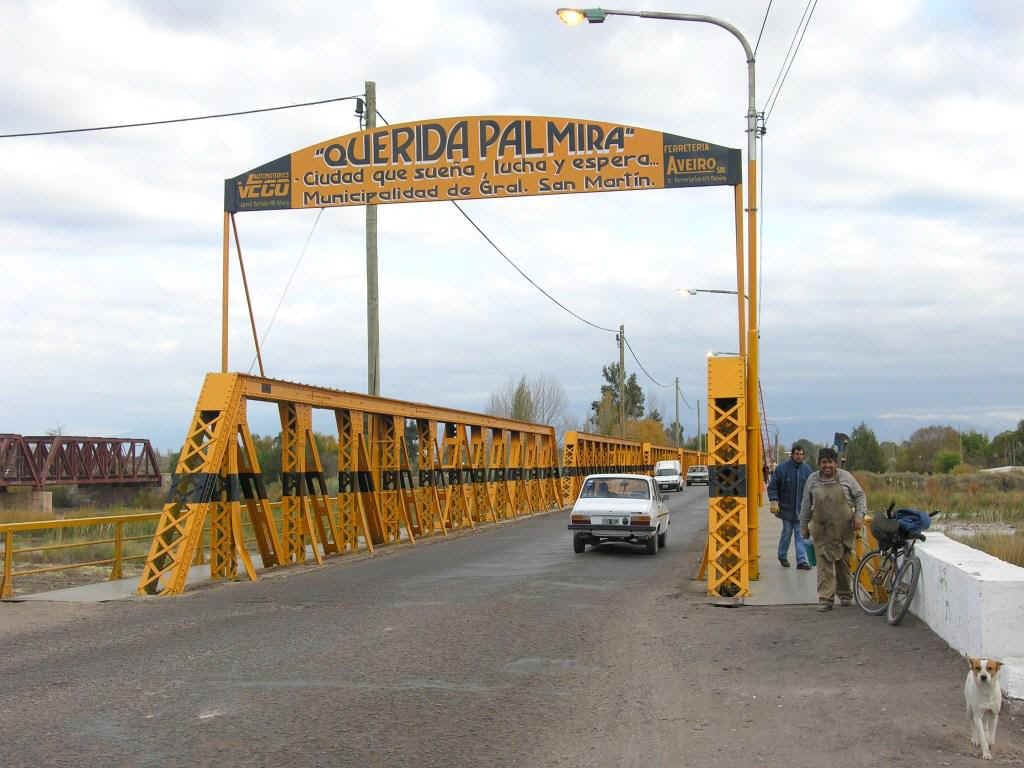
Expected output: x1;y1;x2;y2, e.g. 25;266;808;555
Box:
224;116;741;213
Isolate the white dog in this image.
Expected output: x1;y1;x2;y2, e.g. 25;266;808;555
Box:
964;656;1003;760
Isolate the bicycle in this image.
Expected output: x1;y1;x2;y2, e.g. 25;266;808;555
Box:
852;504;938;625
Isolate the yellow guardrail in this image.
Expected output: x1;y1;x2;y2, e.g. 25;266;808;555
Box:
1;512;159;598
0;504;288;599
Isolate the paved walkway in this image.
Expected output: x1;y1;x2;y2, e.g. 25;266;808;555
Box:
746;505;819;605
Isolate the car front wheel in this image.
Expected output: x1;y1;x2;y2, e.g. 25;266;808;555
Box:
645;532;659;555
573;534;586;554
658;526;668;549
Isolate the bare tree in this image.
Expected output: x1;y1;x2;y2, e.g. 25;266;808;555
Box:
531;374;568;426
486;374;568;426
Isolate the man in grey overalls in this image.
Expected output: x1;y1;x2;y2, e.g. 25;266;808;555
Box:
799;448;867;611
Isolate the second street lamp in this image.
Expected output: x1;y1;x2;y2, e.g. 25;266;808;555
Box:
558;5;763;589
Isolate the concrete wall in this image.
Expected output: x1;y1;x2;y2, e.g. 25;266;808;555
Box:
911;532;1024;699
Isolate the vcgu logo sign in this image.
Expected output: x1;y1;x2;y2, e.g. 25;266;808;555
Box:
237;175;290;200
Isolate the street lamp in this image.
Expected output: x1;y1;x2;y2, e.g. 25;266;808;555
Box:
676;287;739;297
557;5;763;587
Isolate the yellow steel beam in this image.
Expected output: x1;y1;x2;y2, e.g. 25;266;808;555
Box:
241;375;555;435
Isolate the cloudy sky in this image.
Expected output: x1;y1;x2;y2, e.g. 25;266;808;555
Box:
2;0;1022;453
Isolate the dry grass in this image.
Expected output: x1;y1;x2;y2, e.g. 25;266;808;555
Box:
853;471;1024;566
855;471;1024;523
946;531;1024;568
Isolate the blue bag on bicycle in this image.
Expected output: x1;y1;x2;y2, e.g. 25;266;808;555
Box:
896;508;930;535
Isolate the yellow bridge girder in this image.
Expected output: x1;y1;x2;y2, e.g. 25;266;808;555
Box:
138;373;564;596
559;431;706;502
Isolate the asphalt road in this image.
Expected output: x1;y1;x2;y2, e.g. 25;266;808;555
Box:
1;488;1022;767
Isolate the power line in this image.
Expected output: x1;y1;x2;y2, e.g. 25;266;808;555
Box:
450;201;618;334
375;108;619;336
247;208;325;374
762;0;812;110
0;94;365;138
754;0;774;56
623;335;669;389
764;0;819;119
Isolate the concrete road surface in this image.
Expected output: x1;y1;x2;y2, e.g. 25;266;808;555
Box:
1;489;1022;767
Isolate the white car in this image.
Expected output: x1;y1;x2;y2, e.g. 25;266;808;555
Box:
568;474;670;555
653;459;683;492
686;465;710;486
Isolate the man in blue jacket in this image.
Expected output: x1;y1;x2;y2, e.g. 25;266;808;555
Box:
767;444;812;569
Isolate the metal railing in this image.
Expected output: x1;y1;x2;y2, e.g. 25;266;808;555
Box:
0;505;292;598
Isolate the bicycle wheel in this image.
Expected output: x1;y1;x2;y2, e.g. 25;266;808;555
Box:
853;549;895;615
886;554;921;625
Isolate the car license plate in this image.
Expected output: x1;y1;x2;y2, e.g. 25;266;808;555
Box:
600;517;617;526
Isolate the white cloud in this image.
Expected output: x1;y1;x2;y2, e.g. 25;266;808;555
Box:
1;0;1022;451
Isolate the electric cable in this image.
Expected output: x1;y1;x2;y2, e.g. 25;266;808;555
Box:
754;0;774;56
374;108;619;335
765;0;819;119
623;335;668;388
0;94;365;138
450;201;618;334
762;0;813;110
247;208;325;374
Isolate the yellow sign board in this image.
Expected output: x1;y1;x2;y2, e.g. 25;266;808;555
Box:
225;116;741;212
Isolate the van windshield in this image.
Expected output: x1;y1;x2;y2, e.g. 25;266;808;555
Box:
655;468;677;476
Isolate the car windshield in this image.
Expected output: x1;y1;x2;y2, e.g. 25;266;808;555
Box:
580;478;651;500
655;468;677;476
688;466;707;473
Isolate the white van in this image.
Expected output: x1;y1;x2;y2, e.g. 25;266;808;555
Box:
653;459;683;492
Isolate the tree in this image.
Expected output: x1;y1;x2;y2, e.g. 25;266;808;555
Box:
934;450;960;474
878;441;900;472
896;426;959;473
665;420;684;447
990;421;1024;467
590;362;645;422
590;391;619;436
960;430;990;467
845;422;886;473
626;418;671;444
487;374;568;425
793;438;820;465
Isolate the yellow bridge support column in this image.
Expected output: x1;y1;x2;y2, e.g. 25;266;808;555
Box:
138;373;248;595
706;356;750;598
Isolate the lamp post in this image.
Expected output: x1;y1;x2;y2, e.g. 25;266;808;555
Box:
677;287;739;297
558;6;762;587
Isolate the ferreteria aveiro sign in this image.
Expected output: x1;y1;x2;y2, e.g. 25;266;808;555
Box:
224;116;742;212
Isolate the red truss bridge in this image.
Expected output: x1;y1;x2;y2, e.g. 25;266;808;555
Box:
0;434;162;490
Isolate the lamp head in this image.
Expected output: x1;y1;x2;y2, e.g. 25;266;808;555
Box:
556;7;607;25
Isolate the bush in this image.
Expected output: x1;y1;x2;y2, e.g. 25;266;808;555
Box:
933;450;960;474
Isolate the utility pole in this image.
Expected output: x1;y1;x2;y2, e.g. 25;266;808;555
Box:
697;398;702;455
365;80;380;396
674;377;681;447
617;324;625;438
